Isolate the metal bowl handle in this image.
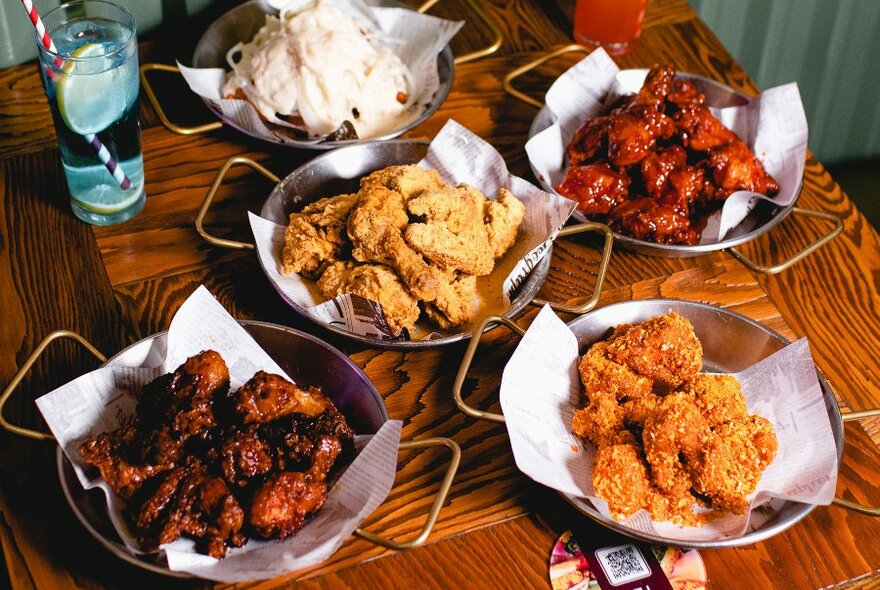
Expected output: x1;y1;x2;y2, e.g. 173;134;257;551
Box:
140;64;224;136
0;330;107;441
831;409;880;516
726;207;843;275
503;44;591;108
196;156;281;250
418;0;502;65
355;436;461;549
453;222;613;422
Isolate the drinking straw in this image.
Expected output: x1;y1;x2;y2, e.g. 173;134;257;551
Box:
22;0;132;191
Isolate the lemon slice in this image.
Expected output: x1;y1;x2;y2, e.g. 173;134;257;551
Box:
56;43;133;135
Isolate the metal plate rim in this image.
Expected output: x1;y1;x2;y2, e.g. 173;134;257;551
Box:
256;139;553;350
556;298;843;548
526;69;802;257
192;0;455;150
57;319;388;578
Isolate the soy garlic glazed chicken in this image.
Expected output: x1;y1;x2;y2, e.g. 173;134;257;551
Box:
80;351;354;558
557;65;779;245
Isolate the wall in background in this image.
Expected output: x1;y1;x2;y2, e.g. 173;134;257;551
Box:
689;0;880;164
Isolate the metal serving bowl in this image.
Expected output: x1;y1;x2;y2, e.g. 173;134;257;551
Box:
58;320;388;577
560;299;842;548
190;0;454;149
254;140;553;349
527;69;801;258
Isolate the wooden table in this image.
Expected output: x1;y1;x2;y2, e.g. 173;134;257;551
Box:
2;0;879;588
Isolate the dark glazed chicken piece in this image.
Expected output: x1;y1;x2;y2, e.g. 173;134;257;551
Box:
265;405;355;474
80;424;173;499
706;140;781;200
673;104;737;151
219;427;275;487
566;115;610;166
666;78;705;109
555;163;631;214
234;371;330;424
633;65;675;108
607;104;676;166
640;146;687;199
248;472;328;539
137;350;229;440
136;457;246;558
609;197;700;245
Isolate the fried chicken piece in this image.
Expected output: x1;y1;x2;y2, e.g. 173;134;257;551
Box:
634;65;675;108
347;168;442;301
555;163;630;215
405;184;495;276
265;405;355;474
80;424;172;499
219;427;275;487
571;392;624;448
248;472;328;539
360;163;445;200
605;313;703;387
620;393;663;429
566;115;610;166
690;415;778;513
485;188;526;259
705;140;780;200
136;457;246;558
679;373;748;427
234;371;330;425
424;273;477;330
137;350;229;440
666;78;704;109
609;197;700;245
593;443;653;519
673;104;738;151
642;393;710;497
578;340;654;400
640;146;687;199
607;103;676;166
281;193;358;278
317;260;421;335
661;165;706;214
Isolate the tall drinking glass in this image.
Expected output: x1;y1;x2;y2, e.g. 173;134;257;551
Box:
574;0;648;56
36;0;145;225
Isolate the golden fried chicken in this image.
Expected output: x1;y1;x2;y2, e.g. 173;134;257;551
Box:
679;373;748;427
705;140;781;200
234;371;330;424
281;193;358;278
605;313;702;388
347;168;442;301
578;340;654;400
424;273;477;330
592;443;653;519
620;392;663;429
485;188;526;259
248;471;328;539
317;260;421;335
572;393;624;448
689;415;778;513
642;393;710;497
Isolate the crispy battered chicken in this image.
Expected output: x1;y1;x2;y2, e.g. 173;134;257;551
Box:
592;443;653;520
578;339;654;400
281;193;358;278
424;273;477;330
317;260;421;335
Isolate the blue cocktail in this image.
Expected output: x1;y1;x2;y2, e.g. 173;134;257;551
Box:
37;0;144;225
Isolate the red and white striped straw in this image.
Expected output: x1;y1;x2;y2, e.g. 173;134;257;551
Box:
22;0;132;191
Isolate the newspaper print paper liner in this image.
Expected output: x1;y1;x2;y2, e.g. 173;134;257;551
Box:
499;305;838;543
248;119;577;341
524;48;808;244
178;0;463;144
34;286;402;582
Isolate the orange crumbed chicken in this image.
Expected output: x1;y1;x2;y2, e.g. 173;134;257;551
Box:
557;64;780;245
80;351;355;558
280;164;526;335
569;313;778;526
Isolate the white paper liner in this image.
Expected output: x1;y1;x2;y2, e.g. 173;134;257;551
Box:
178;0;463;144
500;305;838;543
35;286;403;582
524;48;808;244
249;119;577;341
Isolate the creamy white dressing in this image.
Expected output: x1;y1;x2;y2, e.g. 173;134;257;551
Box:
222;0;413;138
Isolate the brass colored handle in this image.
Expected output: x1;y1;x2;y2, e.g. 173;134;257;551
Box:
453;222;613;423
831;408;880;516
418;0;503;65
453;316;524;423
355;437;461;549
140;63;224;136
531;222;613;314
196;155;281;250
502;44;591;108
0;331;107;441
727;207;844;275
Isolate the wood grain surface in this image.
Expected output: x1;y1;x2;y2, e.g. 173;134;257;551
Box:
1;0;879;589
